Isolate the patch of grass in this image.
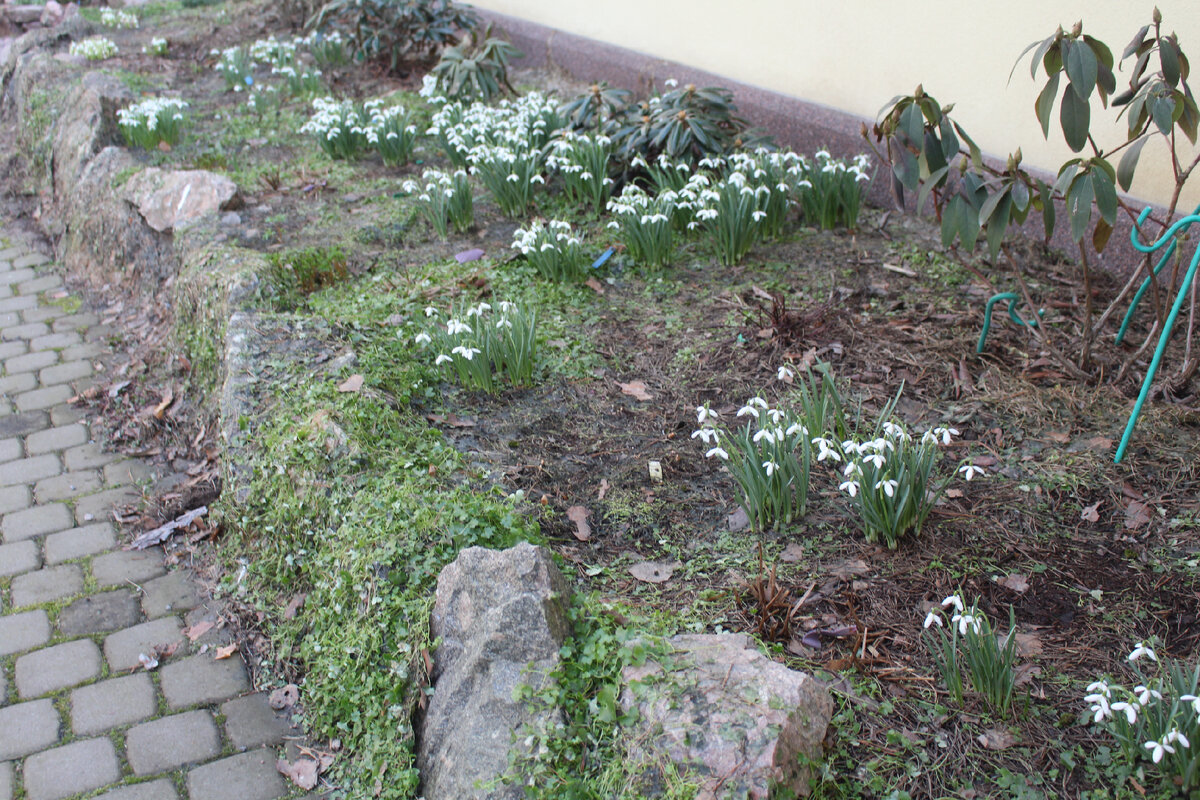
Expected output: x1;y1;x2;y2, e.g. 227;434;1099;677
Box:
261;246;349;311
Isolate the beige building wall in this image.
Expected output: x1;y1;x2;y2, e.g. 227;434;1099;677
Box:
473;0;1200;213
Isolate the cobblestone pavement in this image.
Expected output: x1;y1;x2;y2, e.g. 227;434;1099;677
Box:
0;227;298;800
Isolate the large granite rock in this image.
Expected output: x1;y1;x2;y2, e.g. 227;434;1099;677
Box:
620;633;832;799
123;168;241;233
418;542;570;800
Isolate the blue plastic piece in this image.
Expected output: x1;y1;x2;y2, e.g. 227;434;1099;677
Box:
592;246;615;270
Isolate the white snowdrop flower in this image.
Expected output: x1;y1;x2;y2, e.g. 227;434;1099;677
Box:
1128;642;1158;663
452;345;481;361
446;319;472;336
1145;737;1175;763
923;609;942;628
1133;685;1162;707
777;366;794;381
434;354;452;365
413;332;431;345
864;453;886;470
753;429;777;445
1110;702;1138;724
941;595;964;612
762;460;780;477
691;428;716;444
839;479;859;497
958;464;985;481
706;446;729;460
737;405;760;419
875;479;898;498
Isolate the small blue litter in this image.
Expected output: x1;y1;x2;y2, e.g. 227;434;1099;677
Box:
591;247;615;270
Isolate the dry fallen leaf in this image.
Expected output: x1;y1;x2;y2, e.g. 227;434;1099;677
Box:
566;506;591;541
1013;631;1043;657
1045;431;1071;443
629;561;677;584
185;621;214;642
337;374;364;393
283;594;307;620
617;380;653;401
425;413;476;428
1014;662;1042;687
829;559;870;581
597;479;609;501
727;507;750;532
977;728;1017;750
276;757;320;790
1081;501;1101;523
269;683;300;710
585;277;605;294
945;488;964;499
152;388;174;419
998;574;1029;593
1125;500;1152;531
780;543;805;563
214;644;238;660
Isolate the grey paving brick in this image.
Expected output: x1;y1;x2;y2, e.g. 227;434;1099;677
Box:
75;486;139;525
4;350;57;375
61;341;105;361
10;563;83;607
0;321;48;340
0;270;36;288
127;710;220;776
0;372;36;395
0;341;26;360
0;760;10;800
18;276;62;296
49;404;85;426
34;470;102;502
39;359;92;387
104;459;158;487
52;312;99;333
71;672;158;735
45;522;116;563
0;313;16;329
0;439;19;463
222;692;297;749
141;571;203;618
94;779;180;800
92;548;166;588
15;638;103;698
30;332;81;352
0;609;51;655
104;617;184;671
0;484;31;514
59;590;142;636
12;253;50;269
14;385;72;412
2;502;73;542
0;453;59;486
0;539;39;577
64;442;118;472
0;296;37;313
186;749;287;800
22;305;66;324
0;698;59;759
26;423;88;455
23;737;120;800
161;652;249;710
0;410;49;438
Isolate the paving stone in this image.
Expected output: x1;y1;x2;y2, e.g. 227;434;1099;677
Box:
0;321;48;341
0;341;25;360
0;760;10;800
19;276;64;296
14;385;73;413
23;737;120;800
12;253;50;269
64;443;119;472
30;332;81;352
74;486;139;525
39;361;92;389
4;350;57;375
71;673;158;735
0;296;37;313
92;548;166;588
0;271;36;289
52;312;100;333
61;341;106;361
34;470;102;502
161;652;249;709
45;522;116;563
186;750;286;800
59;590;141;636
15;638;103;698
0;698;59;759
0;313;16;329
49;404;85;426
0;372;36;395
0;453;59;486
0;485;31;514
0;439;19;464
26;423;88;455
127;710;221;776
222;693;297;749
10;563;83;607
2;502;73;542
0;410;48;438
22;305;66;324
0;609;51;655
104;459;158;487
104;617;184;671
141;571;203;618
0;539;40;577
94;779;180;800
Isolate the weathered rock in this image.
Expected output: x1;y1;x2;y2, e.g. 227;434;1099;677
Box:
123;168;241;233
619;633;832;799
418;542;570;800
54;71;130;197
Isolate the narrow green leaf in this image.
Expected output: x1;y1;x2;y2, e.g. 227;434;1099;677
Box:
1161;38;1181;87
1179;96;1199;143
1036;72;1060;138
899;103;923;146
1093;217;1114;253
979;184;1012;225
1091;156;1116;183
1044;43;1063;76
1119;136;1147;195
986;194;1012;261
1122;25;1150;61
1010;179;1030;212
1152;95;1174;135
923;129;948;175
953;123;983;170
892;140;920;191
1032;35;1057;80
1084;35;1114;71
959;199;982;251
939;116;959;160
1092;168;1118;224
941;195;964;248
1040;180;1056;240
918;165;950;213
1067;173;1094;242
1012;38;1045;83
1060;84;1090;152
1054;161;1080;196
1066;37;1098;99
1127;91;1149;137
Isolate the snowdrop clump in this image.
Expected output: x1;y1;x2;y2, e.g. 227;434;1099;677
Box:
70;37;119;61
545;132;614;214
511;220;586;281
605;185;675;268
414;301;537;393
922;594;1018;714
363;101;418;166
99;8;138;28
794;150;871;229
296;30;348;68
116;97;187;150
142;37;168;57
301;97;370;159
401;170;474;239
212;46;254;91
1084;641;1200;790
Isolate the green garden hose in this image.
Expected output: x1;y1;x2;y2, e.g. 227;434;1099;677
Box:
976;292;1044;354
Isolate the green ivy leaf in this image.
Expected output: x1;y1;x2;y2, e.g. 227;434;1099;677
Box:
1060;84;1090;152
